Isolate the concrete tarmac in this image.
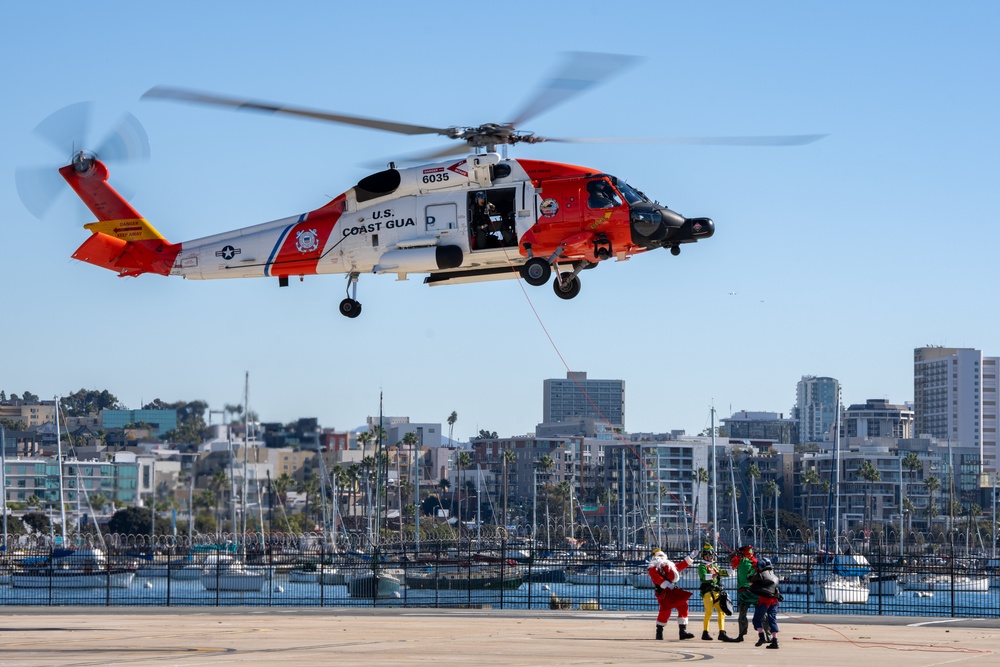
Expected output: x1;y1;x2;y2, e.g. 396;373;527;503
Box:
1;607;998;666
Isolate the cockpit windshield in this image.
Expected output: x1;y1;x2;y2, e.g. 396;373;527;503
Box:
613;179;649;205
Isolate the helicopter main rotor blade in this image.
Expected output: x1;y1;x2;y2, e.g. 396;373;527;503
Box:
508;52;640;128
536;133;828;146
143;86;454;137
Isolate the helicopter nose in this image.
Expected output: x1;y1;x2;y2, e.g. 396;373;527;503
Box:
686;217;714;239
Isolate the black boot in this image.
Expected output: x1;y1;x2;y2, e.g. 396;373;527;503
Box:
718;630;736;642
732;633;744;643
766;637;779;649
755;632;767;647
655;625;663;641
701;631;712;641
678;625;695;640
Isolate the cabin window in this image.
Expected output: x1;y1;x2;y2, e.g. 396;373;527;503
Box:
468;187;517;251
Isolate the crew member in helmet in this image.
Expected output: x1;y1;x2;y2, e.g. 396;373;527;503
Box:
748;557;782;649
587;180;619;209
648;547;700;641
697;544;736;642
471;191;496;249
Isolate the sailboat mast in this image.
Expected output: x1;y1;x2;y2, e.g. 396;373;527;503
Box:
2;426;8;545
55;395;67;543
833;386;841;552
711;406;718;551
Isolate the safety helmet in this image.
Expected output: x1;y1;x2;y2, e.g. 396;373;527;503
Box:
475;191;487;201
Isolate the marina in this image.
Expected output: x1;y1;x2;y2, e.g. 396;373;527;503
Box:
1;547;998;618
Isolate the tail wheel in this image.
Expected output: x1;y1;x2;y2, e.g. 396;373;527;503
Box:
553;273;581;300
521;257;552;286
339;298;362;318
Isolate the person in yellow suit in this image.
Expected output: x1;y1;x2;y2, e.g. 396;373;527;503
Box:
697;544;736;641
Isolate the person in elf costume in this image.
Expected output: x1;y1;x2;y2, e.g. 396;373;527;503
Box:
648;547;699;641
729;544;758;642
697;544;736;641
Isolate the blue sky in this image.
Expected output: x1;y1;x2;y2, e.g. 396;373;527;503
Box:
2;1;998;441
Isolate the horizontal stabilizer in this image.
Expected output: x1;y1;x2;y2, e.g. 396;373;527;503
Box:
85;218;165;242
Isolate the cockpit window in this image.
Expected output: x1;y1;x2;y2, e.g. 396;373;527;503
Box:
615;180;648;205
586;179;622;209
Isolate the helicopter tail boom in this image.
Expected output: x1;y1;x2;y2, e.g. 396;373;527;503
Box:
61;158;179;277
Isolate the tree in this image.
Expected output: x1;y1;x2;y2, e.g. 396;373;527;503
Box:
924;476;941;525
747;463;761;544
209;470;228;531
447;411;458;445
149;399;211;444
272;473;294;509
21;511;50;535
61;388;123;416
88;493;110;514
108;507;153;535
502;449;516;531
802;467;821;533
693;466;709;536
456;451;472;532
858;460;881;534
537;455;555;549
478;429;498;439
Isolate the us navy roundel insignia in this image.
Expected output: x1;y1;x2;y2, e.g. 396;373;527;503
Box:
295;228;319;253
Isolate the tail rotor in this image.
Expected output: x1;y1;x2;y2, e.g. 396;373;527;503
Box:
15;102;150;220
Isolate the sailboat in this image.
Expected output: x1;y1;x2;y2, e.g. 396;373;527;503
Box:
347;393;402;599
813;396;870;604
11;398;136;589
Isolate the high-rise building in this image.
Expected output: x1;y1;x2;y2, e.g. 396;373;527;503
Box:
913;346;998;473
542;371;625;431
794;376;840;444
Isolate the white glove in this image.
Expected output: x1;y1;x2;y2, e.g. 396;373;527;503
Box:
688;549;700;561
660;580;674;590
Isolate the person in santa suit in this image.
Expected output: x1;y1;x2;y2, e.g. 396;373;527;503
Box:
648;547;700;640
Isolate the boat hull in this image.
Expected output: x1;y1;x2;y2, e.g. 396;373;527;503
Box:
11;571;136;589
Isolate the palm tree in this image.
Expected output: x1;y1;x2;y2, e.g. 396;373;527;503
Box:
901;451;921;532
763;479;779;547
747;463;761;544
88;492;110;515
272;473;294;510
456;451;472;535
436;477;451;524
537;455;554;549
924;475;941;526
802;467;821;535
858;460;881;535
347;463;361;519
209;470;228;532
693;467;709;531
447;411;458;445
502;449;516;533
357;431;373;460
300;473;320;526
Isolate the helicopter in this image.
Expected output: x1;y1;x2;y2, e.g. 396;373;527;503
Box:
24;53;823;318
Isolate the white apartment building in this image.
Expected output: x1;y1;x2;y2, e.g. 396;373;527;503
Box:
913;347;998;473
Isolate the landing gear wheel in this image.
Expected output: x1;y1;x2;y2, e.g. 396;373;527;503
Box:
522;257;551;286
553;273;581;300
670;245;681;256
339;298;362;318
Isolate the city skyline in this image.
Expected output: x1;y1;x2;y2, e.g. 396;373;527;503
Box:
3;3;997;443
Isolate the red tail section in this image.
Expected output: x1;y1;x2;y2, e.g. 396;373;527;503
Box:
60;158;180;276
